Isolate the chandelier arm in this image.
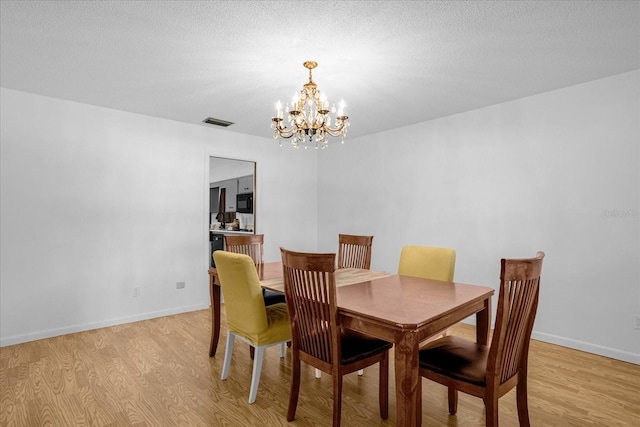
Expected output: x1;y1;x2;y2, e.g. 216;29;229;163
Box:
272;122;297;139
325;130;347;137
274;131;297;139
322;120;349;135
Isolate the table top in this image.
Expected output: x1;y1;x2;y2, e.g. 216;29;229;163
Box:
260;265;392;292
257;261;494;330
337;274;493;329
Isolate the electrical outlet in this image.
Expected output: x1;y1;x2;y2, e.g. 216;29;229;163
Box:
176;281;186;289
635;315;640;330
133;287;140;297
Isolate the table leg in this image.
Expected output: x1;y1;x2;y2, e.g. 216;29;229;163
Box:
209;275;221;357
394;331;420;427
476;296;491;345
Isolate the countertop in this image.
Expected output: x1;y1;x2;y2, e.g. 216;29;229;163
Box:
209;229;254;235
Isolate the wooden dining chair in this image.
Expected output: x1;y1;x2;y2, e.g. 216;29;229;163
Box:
213;251;291;404
417;251;545;427
319;233;373;378
337;234;373;269
398;245;457;343
280;248;392;427
224;234;286;306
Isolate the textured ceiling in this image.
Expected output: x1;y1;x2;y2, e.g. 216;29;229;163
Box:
1;1;639;141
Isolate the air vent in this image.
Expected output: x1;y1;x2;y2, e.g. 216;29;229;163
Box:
203;117;234;127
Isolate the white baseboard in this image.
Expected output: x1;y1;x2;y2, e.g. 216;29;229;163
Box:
0;303;209;347
531;330;640;365
461;319;639;365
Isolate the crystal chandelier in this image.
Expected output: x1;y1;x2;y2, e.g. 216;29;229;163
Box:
271;61;349;149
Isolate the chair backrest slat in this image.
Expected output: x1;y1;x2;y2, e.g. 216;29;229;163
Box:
281;249;338;365
338;234;373;270
488;252;544;385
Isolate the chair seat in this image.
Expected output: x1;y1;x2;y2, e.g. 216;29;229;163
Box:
263;289;286;305
232;302;290;346
300;328;392;365
341;329;392;365
262;303;290;343
419;335;488;386
266;302;289;325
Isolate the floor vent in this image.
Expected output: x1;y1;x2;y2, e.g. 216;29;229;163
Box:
203;117;234;127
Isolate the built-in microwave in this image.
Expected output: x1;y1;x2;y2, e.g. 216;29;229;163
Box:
236;193;253;213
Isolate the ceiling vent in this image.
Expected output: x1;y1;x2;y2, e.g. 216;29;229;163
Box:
203;117;234;127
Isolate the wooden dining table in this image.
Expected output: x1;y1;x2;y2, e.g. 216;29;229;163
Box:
208;261;494;426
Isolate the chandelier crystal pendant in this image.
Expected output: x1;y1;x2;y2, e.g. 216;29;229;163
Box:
271;61;349;149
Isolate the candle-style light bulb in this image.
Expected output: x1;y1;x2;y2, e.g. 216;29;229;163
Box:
320;93;328;110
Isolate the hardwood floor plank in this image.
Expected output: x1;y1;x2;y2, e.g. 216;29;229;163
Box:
1;308;638;426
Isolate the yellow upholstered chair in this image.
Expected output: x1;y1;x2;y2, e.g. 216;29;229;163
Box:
398;245;457;342
417;252;545;426
397;245;456;282
225;234;288;360
281;248;391;427
213;250;291;404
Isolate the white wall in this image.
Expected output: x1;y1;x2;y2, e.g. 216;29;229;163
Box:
0;88;318;346
317;70;640;364
2;71;638;364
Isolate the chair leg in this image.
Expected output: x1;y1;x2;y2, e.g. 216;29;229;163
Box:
379;352;389;420
315;368;322;378
287;353;301;421
279;342;285;358
516;374;531;427
485;395;499;427
332;373;343;427
448;386;458;415
221;332;235;380
248;346;265;404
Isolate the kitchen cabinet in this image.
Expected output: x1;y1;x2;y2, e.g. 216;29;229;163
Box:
223;179;238;212
209;187;219;213
210;175;253;212
238;175;254;194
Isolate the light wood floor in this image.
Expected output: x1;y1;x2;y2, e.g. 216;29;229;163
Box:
1;308;639;426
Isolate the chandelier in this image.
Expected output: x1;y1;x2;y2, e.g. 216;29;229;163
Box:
271;61;349;149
